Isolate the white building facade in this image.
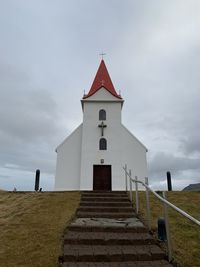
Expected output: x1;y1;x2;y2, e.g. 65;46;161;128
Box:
55;60;148;191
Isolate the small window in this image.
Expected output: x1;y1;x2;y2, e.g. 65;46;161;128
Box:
99;138;107;150
99;109;106;120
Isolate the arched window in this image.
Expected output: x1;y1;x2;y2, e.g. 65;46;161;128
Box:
99;109;106;120
99;138;107;150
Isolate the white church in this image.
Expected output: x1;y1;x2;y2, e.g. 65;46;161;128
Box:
54;60;148;191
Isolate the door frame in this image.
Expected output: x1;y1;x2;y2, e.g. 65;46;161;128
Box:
93;165;112;191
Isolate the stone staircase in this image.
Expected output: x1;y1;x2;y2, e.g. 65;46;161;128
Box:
61;191;173;267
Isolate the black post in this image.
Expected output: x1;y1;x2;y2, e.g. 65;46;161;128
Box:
158;217;167;241
35;169;40;191
167;171;172;191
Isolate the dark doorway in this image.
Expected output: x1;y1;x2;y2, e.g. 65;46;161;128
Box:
93;165;111;191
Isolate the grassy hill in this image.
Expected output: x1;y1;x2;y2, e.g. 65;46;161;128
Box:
137;191;200;267
0;191;80;267
0;191;199;267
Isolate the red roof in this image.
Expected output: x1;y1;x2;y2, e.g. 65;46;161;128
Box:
83;60;122;99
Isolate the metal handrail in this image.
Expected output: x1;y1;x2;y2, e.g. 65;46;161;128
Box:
123;166;200;227
123;165;200;262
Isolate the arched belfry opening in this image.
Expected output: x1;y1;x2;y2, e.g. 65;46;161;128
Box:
99;109;106;120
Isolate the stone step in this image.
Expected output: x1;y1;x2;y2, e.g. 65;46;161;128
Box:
62;260;173;267
81;194;128;198
63;244;166;262
81;191;127;195
80;201;132;207
64;231;155;245
76;211;135;218
68;225;148;233
59;192;173;267
81;193;127;198
77;207;134;213
81;197;130;202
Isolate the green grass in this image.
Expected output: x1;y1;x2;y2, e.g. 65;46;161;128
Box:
0;191;80;267
135;191;200;267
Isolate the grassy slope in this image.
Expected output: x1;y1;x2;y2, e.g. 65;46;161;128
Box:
0;191;199;267
0;191;80;267
137;191;200;267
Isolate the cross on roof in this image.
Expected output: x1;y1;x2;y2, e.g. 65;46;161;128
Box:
99;52;106;60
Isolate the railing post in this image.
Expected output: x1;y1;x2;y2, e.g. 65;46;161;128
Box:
125;164;128;192
145;177;151;231
162;191;172;262
135;176;139;214
129;169;133;204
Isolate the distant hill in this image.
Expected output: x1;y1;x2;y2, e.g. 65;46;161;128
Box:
182;183;200;191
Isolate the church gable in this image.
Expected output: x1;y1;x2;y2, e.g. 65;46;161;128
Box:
121;125;148;152
56;124;83;152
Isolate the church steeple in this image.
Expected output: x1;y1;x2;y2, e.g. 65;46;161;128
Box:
83;60;122;99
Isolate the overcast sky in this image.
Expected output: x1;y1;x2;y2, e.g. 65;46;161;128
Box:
0;0;200;191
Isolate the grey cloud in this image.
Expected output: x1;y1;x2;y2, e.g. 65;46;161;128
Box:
0;90;58;142
0;62;62;141
149;152;200;174
0;174;11;179
181;134;200;155
0;63;65;177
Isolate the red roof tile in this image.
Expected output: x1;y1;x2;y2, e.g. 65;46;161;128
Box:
83;60;122;99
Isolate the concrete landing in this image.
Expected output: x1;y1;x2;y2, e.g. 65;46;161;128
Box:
71;217;144;227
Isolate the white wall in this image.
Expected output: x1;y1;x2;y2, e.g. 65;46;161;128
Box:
54;124;82;190
121;125;148;190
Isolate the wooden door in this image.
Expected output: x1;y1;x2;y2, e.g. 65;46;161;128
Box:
93;165;111;191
